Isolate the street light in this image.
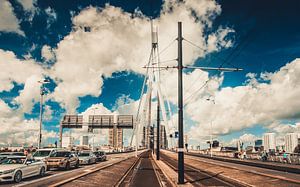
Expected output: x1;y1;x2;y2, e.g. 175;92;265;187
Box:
37;79;50;149
206;97;215;157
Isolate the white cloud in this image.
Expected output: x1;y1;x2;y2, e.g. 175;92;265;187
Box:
187;58;300;140
0;107;57;146
0;49;44;93
17;0;36;11
45;7;57;28
0;0;24;36
229;133;257;146
49;0;233;112
41;45;55;62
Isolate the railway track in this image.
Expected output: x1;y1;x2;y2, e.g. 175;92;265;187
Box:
160;152;241;186
161;150;300;187
117;150;171;187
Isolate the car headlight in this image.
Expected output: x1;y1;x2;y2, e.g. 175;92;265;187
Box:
2;169;15;174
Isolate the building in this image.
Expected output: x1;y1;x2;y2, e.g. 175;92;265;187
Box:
62;136;74;148
109;128;123;150
160;125;167;149
263;133;276;152
80;136;89;146
285;133;298;153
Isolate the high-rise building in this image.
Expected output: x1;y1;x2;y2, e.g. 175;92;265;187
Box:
160;125;167;149
109;128;123;150
285;133;298;153
142;126;152;148
263;133;276;152
80;136;89;146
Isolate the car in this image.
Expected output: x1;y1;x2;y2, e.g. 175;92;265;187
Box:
0;152;25;162
33;148;58;161
93;151;107;162
0;156;47;183
44;151;79;170
78;151;96;165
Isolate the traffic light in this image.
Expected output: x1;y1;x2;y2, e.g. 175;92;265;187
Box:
175;131;179;138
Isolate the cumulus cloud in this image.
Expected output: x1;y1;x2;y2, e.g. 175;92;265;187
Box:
188;58;300;140
45;7;57;28
49;0;233;112
229;133;257;146
17;0;37;12
0;49;46;114
0;1;24;36
0;103;57;146
0;49;44;93
41;45;55;62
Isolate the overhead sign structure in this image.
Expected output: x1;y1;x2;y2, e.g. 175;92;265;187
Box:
88;115;114;129
59;114;134;147
61;115;83;128
117;115;134;128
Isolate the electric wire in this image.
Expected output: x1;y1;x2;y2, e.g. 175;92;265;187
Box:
184;79;210;107
159;38;177;56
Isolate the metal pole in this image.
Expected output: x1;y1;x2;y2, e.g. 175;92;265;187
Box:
177;22;184;184
156;97;160;160
210;121;212;158
38;87;43;149
59;122;63;148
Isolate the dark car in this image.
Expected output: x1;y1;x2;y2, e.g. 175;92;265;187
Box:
93;151;107;162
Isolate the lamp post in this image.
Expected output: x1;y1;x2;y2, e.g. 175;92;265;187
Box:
37;79;50;149
206;97;215;157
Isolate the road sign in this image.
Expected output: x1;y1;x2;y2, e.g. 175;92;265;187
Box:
88;115;114;128
117;115;133;128
61;115;83;128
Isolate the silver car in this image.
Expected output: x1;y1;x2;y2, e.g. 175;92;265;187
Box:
78;151;96;165
0;156;47;183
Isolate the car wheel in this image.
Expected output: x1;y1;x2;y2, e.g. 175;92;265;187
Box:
65;162;70;170
88;160;90;164
75;161;79;168
40;167;46;177
14;171;22;183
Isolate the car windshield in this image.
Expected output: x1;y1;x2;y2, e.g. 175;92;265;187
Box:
0;157;25;164
99;152;104;156
78;152;90;157
50;151;70;157
12;152;25;156
33;150;51;157
93;152;99;156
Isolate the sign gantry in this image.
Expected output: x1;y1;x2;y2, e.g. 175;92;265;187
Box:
59;114;133;148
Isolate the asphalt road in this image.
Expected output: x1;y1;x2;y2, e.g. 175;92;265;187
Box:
0;151;141;187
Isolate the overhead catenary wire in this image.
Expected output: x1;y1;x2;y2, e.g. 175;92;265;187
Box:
159;38;177;56
184;79;211;107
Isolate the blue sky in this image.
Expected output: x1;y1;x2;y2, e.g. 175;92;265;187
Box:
0;0;300;148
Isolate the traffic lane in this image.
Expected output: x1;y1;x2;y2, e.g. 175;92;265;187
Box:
0;164;96;187
185;154;300;182
15;151;145;187
0;151;142;187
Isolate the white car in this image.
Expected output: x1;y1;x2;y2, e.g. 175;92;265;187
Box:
78;151;97;165
0;156;47;183
33;148;59;161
